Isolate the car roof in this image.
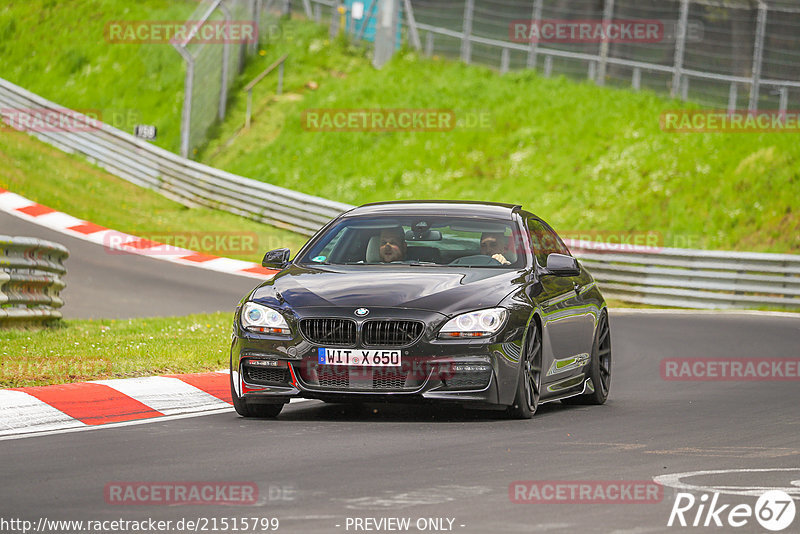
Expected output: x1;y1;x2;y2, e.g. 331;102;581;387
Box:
344;200;522;219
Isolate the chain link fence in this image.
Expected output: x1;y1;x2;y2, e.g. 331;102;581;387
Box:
176;0;800;157
173;0;263;158
300;0;800;111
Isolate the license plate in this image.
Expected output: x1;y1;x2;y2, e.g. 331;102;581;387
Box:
318;348;401;367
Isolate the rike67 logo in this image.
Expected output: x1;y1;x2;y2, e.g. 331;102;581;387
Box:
668;490;796;531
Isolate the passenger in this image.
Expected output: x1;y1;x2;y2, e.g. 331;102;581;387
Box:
480;232;511;265
379;228;407;263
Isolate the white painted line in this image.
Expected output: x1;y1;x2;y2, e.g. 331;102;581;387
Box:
0;390;85;436
0;406;233;441
0;398;321;441
92;376;228;416
654;468;800;499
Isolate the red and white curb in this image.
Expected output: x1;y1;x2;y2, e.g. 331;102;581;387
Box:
1;371;316;439
0;371;235;438
0;188;278;280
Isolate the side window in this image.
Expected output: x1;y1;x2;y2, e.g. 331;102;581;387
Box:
527;218;569;267
541;221;571;257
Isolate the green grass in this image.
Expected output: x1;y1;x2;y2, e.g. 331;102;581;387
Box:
0;0;197;154
0;313;232;388
0;127;308;260
199;19;800;254
3;6;797;253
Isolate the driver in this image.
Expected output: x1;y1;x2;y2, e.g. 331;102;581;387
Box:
379;227;407;263
480;232;511;265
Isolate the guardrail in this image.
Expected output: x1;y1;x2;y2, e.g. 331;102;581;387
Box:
0;78;351;236
569;241;800;310
1;236;69;326
1;77;798;310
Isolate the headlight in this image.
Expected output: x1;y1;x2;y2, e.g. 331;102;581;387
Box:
241;302;291;335
439;308;508;339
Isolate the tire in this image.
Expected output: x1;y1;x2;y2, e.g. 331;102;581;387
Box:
229;367;285;418
506;322;542;419
247;403;284;418
562;309;611;405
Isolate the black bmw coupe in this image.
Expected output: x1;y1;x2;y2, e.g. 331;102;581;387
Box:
230;201;611;419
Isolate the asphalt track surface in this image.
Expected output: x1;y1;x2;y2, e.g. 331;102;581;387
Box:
1;211;259;318
3;211;800;533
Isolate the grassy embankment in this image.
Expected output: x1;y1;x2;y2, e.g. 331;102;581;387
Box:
1;313;231;388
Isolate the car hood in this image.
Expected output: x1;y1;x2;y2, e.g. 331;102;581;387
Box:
251;265;524;315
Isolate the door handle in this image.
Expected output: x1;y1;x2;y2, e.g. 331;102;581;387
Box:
573;282;582;296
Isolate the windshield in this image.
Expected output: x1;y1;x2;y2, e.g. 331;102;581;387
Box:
296;216;525;268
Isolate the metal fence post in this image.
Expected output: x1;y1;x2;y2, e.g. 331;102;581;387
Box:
728;82;738;112
671;0;689;99
749;1;768;111
329;3;340;39
402;0;422;50
374;0;400;69
178;51;194;159
778;87;788;114
526;0;543;69
461;0;474;64
425;31;434;57
252;0;262;54
356;1;378;41
219;3;232;120
500;48;510;74
596;0;614;85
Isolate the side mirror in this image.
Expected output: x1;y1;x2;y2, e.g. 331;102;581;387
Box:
545;253;580;277
262;248;291;270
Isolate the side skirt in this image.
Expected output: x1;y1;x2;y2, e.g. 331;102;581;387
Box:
540;377;594;405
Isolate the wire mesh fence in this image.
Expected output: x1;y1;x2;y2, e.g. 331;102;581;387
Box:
173;0;799;156
300;0;800;112
173;0;261;158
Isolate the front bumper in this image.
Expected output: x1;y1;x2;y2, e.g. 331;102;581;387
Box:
231;307;525;407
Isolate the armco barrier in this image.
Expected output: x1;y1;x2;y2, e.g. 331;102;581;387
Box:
1;77;798;310
569;241;800;310
0;78;351;236
0;235;69;325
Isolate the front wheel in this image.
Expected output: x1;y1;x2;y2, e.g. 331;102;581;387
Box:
230;369;285;418
507;322;542;419
562;309;611;405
